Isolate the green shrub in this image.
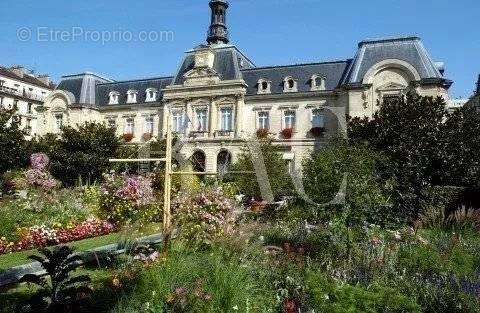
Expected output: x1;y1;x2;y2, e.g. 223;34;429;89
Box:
229;139;293;200
302;138;395;226
0;107;30;174
306;272;421;313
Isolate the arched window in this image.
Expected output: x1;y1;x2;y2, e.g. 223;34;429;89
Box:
217;150;232;177
108;91;120;105
127;90;138;104
283;76;297;92
311;74;326;91
145;88;158;102
191;150;206;173
257;79;271;94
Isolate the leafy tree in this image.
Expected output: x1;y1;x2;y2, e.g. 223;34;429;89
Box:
0;106;29;174
18;246;91;313
33;122;121;186
439;106;480;186
229;139;293;200
302;138;395;225
348;94;447;189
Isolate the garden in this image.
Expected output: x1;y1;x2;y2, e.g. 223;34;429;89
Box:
1;94;480;312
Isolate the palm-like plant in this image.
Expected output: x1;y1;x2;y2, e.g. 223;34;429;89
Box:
17;246;92;313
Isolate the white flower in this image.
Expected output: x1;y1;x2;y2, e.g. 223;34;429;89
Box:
232;305;239;310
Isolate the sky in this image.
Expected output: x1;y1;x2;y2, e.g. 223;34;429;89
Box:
0;0;478;98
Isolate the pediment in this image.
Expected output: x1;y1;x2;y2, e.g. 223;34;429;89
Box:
377;82;406;91
184;67;219;79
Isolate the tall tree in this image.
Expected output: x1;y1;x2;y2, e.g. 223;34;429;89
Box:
0;106;29;174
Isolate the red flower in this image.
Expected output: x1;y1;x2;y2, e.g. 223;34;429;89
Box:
123;133;134;142
256;128;269;139
282;298;299;313
280;128;294;139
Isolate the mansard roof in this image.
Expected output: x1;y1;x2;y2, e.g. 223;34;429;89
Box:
56;73;112;105
0;66;55;90
343;36;444;84
95;76;173;105
172;44;255;85
241;61;352;95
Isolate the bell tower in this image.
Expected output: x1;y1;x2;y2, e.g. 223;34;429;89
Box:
207;0;229;45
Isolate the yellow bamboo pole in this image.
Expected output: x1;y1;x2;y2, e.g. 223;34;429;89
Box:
163;107;173;230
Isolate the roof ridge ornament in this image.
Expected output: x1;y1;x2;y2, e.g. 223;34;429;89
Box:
207;0;229;45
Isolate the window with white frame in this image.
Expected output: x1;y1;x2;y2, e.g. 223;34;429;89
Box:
54;114;63;133
127;90;138;104
220;107;233;131
107;119;116;128
0;96;3;106
109;91;120;105
257;111;269;130
125;118;134;134
284;77;297;92
283;110;296;129
311;75;326;90
172;110;184;133
0;80;4;87
144;117;154;134
145;88;158;102
27;103;33;114
25;118;32;134
257;79;271;94
312;109;325;128
195;109;208;132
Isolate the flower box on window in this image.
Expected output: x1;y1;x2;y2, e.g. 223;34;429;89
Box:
280;128;294;139
142;133;152;141
123;133;134;142
256;128;270;139
309;127;326;137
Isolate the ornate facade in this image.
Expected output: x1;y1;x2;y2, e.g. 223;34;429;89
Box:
37;0;452;172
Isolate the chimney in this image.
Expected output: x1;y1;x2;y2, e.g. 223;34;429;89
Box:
9;65;26;78
37;74;50;86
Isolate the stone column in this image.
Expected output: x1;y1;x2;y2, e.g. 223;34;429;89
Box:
186;101;193;135
209;98;217;137
161;105;168;138
234;95;243;137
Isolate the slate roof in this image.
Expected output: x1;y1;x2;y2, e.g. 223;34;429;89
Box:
95;76;173;106
0;66;54;90
343;36;443;84
172;44;255;85
56;73;112;104
241;61;351;95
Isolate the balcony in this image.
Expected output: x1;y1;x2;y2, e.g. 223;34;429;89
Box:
189;131;208;139
0;86;47;102
214;130;234;138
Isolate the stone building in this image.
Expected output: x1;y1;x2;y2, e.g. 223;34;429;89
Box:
465;74;480;111
0;66;54;138
38;0;452;172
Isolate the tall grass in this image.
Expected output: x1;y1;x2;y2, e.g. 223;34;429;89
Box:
112;243;275;312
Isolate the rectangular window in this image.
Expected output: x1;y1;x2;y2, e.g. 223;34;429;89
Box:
172;110;184;133
220;108;233;131
25;118;32;134
196;109;208;131
144;117;154;134
54;114;63;133
107;119;116;128
257;111;269;130
27;103;33;114
13;99;18;108
284;110;296;129
0;96;3;105
0;80;4;86
125;118;134;134
312;109;325;128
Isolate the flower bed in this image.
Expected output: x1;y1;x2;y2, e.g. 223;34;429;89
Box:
0;218;116;255
122;133;134;142
256;128;270;139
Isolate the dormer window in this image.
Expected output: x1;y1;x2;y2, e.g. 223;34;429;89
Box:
257;79;271;94
145;88;158;102
108;91;120;105
311;74;326;91
127;90;138;104
283;77;298;92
